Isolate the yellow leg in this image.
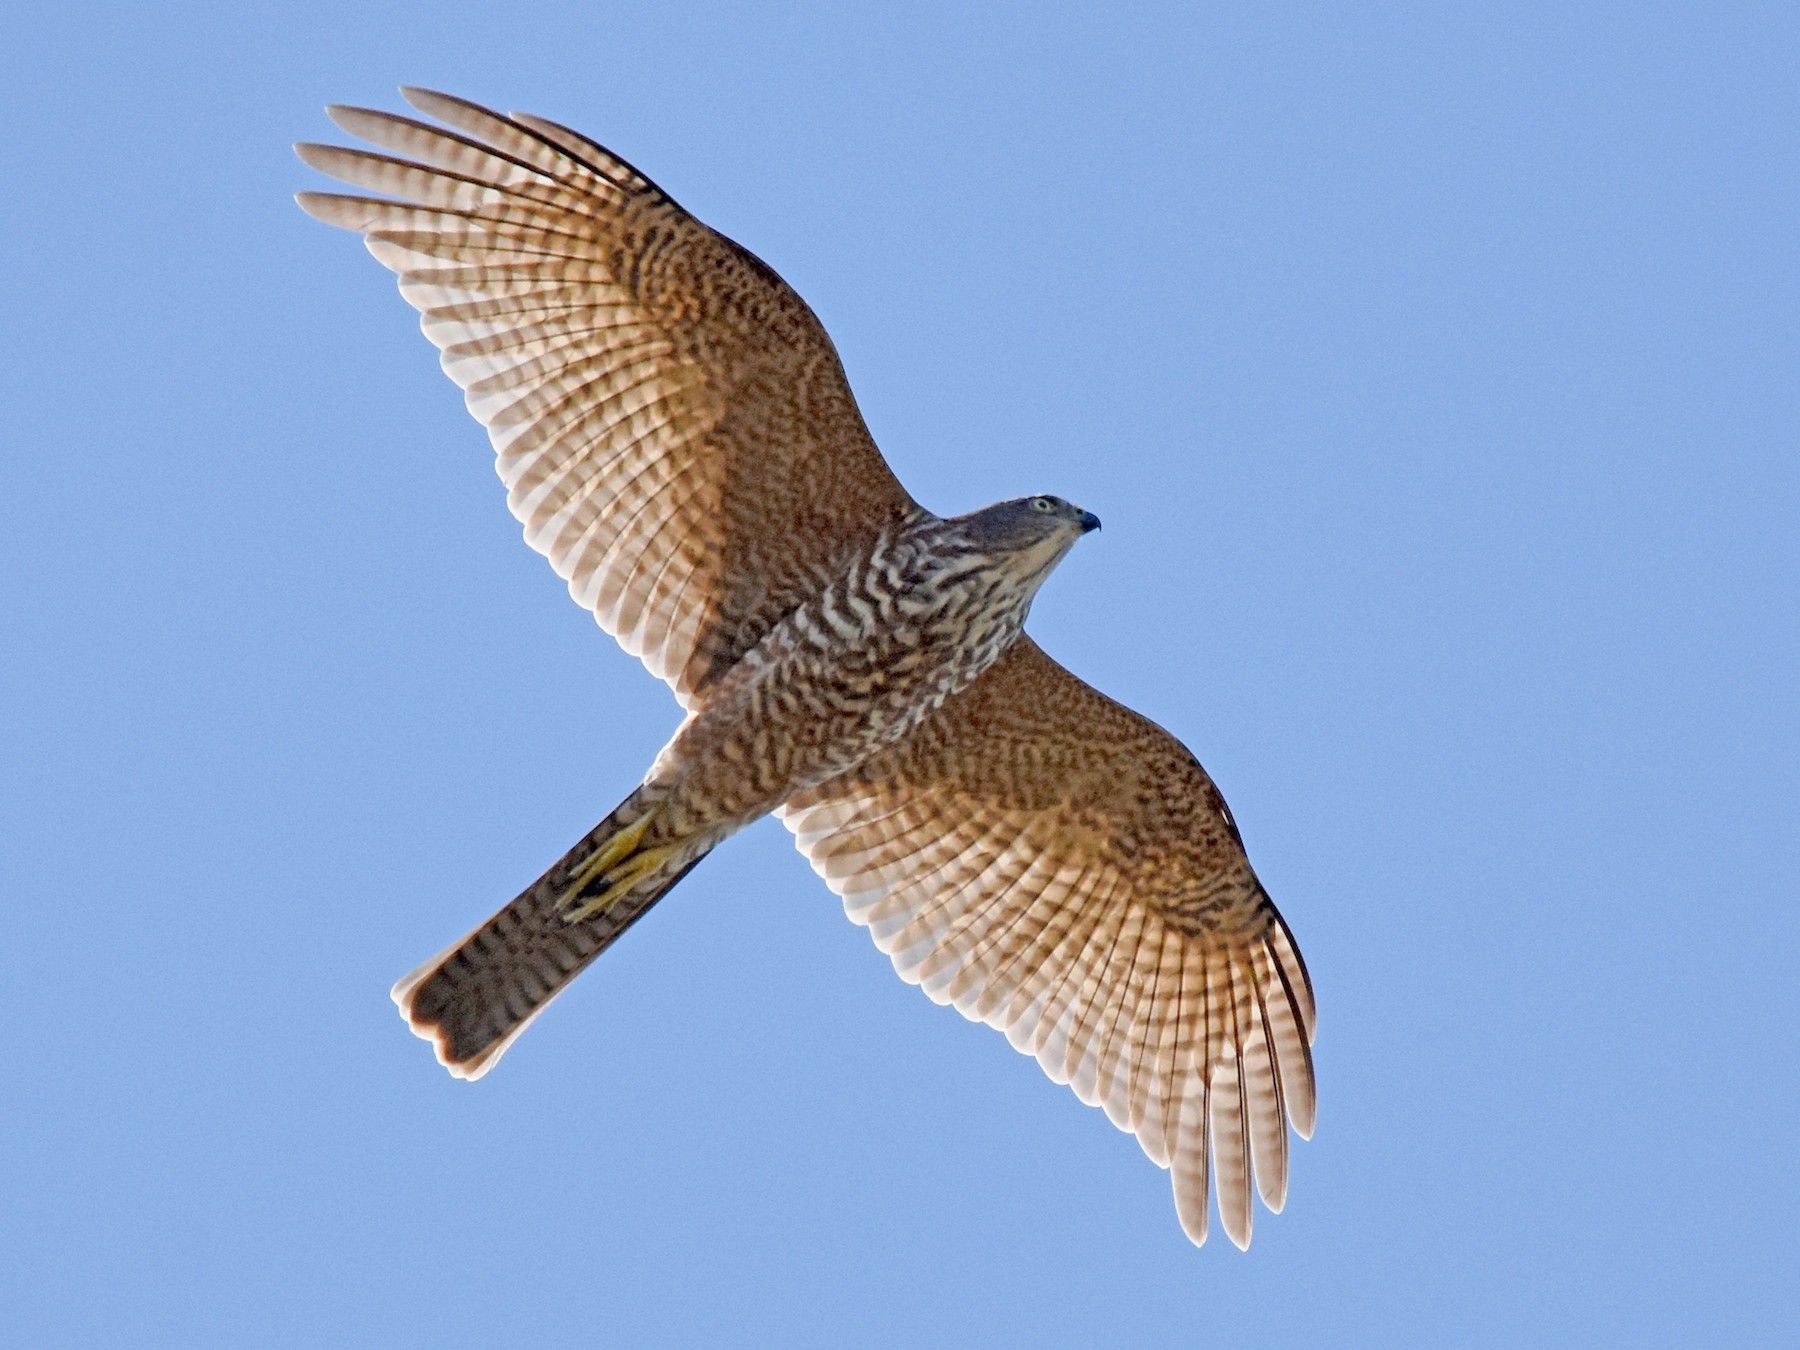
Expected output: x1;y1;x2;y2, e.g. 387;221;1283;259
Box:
563;812;656;894
561;843;680;923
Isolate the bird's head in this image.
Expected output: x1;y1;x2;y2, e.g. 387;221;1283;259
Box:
953;494;1101;581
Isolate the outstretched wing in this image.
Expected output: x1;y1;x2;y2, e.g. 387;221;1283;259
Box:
298;89;919;707
780;637;1315;1248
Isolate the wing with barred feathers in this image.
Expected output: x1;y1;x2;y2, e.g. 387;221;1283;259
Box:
780;636;1315;1248
298;89;918;708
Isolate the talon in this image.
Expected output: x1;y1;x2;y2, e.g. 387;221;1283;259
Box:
562;844;679;923
563;812;656;894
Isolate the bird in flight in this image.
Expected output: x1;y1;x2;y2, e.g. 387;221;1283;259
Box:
297;89;1314;1249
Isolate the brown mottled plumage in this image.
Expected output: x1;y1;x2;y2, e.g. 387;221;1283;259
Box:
298;89;1314;1249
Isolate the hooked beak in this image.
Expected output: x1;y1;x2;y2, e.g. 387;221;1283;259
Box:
1078;510;1102;534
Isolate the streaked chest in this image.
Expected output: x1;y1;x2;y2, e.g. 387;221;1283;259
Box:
674;526;1034;803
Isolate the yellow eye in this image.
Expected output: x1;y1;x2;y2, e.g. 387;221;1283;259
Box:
1030;496;1055;513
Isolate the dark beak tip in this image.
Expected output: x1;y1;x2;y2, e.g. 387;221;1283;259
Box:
1081;512;1102;534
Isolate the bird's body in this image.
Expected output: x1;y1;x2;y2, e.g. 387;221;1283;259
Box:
657;504;1082;824
402;500;1097;1079
299;90;1316;1249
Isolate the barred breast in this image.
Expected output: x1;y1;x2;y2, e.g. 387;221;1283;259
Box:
650;515;1038;834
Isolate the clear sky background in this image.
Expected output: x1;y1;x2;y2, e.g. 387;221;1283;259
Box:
3;2;1795;1346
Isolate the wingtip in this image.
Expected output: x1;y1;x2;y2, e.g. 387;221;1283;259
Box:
1174;1191;1252;1251
1222;1198;1254;1250
323;102;363;134
1260;1177;1290;1214
292;142;334;174
292;190;366;229
291;190;332;222
400;86;487;123
1177;1212;1210;1249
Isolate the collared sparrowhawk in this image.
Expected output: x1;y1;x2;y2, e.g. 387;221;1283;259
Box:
297;89;1315;1249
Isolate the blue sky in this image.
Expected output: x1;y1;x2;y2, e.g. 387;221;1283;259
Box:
3;2;1796;1345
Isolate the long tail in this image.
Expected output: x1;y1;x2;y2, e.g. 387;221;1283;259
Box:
392;789;710;1080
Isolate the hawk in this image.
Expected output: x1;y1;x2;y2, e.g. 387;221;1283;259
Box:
297;89;1315;1249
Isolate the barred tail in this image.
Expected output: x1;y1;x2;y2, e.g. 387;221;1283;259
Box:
392;790;708;1080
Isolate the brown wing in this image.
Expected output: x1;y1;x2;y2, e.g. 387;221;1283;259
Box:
780;637;1315;1248
297;89;919;707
